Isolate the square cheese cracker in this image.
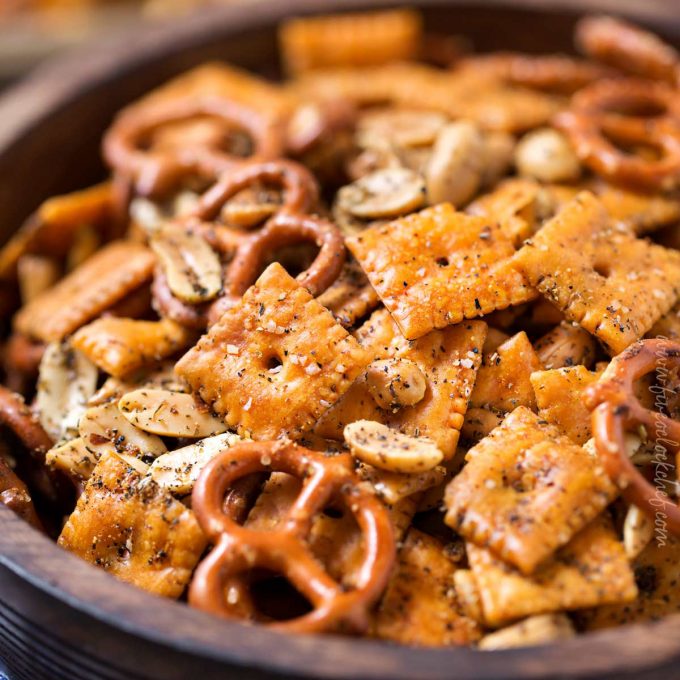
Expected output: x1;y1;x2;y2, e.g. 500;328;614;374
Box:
347;203;536;340
513;192;680;355
175;263;369;440
315;309;487;458
445;406;616;574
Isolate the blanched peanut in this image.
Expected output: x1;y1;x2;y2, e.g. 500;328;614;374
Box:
623;504;654;559
45;437;98;480
336;167;426;219
480;131;515;188
515;127;581;183
478;614;575;650
365;358;427;410
149;432;243;495
36;341;98;442
357;109;448;149
426;120;484;206
118;388;227;438
79;401;167;459
150;225;222;304
534;321;597;369
344;420;443;473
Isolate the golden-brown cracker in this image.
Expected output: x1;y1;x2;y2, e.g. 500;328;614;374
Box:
445;406;616;574
373;528;483;646
592;181;680;235
534;320;597;369
14;241;156;343
73;317;196;379
58;451;205;598
316;259;380;328
293;63;560;133
647;300;680;340
315;309;487;458
466;178;543;246
577;534;680;630
347;203;535;340
468;516;637;627
175;263;368;440
279;9;422;76
531;365;602;445
513;192;680;355
462;331;542;442
0;183;114;280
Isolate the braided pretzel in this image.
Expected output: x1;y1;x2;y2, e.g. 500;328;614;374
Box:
555;78;680;190
189;440;396;633
576;15;680;84
585;339;680;536
103;97;286;197
193;159;319;223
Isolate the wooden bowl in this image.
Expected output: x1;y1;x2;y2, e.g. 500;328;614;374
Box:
2;2;680;678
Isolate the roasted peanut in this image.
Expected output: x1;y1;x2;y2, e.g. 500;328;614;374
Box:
515;127;581;183
365;358;427;410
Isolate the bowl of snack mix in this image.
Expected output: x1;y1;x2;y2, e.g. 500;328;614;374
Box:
2;1;680;679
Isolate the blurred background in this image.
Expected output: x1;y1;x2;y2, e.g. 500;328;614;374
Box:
0;0;246;87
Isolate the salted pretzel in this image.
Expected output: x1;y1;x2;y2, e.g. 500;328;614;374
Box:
3;333;45;393
103;97;286;197
189;440;396;633
153;161;345;326
192;159;320;224
0;456;43;530
555;78;680;190
576;15;680;84
585;339;680;536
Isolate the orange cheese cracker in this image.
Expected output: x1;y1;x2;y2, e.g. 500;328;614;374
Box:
14;241;156;343
315;309;487;458
445;406;616;574
513;192;680;354
467;516;637;626
347;203;536;340
279;9;422;76
373;528;483;646
530;365;602;445
58;451;206;598
175;263;368;440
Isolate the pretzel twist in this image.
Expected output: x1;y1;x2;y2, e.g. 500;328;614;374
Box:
152;160;345;327
576;15;680;84
555;78;680;190
189;440;396;633
103;97;286;197
585;338;680;536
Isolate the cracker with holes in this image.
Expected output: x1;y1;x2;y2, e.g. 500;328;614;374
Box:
14;241;156;343
647;300;680;340
73;317;197;378
513;192;680;354
347;203;535;340
58;451;206;598
445;406;616;574
175;263;368;440
467;516;637;626
373;528;483;646
463;331;542;441
315;309;487;458
316;259;380;328
577;534;680;630
531;365;603;445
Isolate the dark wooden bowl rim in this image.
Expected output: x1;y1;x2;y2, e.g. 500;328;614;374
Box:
1;1;680;678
